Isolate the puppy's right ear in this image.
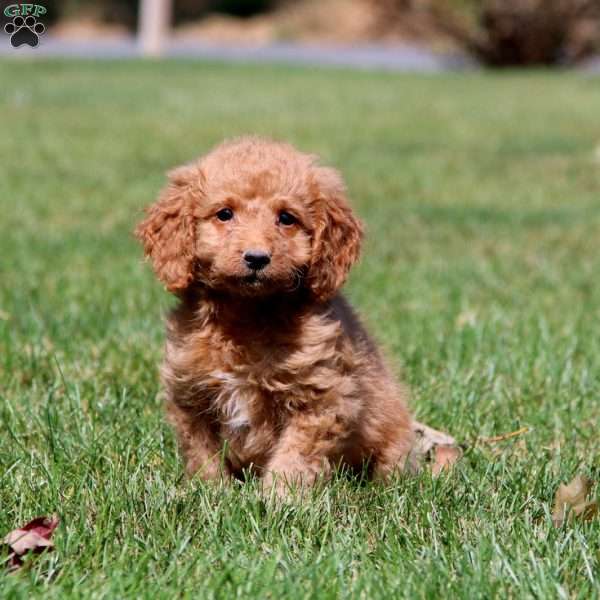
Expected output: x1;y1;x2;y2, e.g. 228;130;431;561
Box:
135;163;204;293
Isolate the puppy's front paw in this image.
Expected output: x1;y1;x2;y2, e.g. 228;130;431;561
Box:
261;471;293;500
185;455;230;482
261;460;329;501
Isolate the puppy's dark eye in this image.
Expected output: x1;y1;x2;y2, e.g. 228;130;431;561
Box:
216;208;233;222
278;211;296;226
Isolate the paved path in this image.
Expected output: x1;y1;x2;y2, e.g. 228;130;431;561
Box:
0;36;475;72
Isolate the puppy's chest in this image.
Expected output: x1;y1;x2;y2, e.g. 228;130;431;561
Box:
194;340;297;431
189;328;339;431
174;309;346;430
206;369;264;431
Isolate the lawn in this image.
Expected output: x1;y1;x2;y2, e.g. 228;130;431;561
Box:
1;59;599;598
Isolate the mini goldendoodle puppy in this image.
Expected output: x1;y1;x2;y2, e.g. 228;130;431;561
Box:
136;136;414;493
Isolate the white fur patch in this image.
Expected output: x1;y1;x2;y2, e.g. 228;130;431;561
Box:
210;370;251;430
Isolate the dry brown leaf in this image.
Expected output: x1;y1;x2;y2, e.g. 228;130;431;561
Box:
552;476;598;527
3;515;59;571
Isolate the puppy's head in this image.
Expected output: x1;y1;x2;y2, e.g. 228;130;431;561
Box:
135;137;362;302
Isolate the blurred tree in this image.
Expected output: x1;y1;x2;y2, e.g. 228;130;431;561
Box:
475;0;600;65
371;0;600;65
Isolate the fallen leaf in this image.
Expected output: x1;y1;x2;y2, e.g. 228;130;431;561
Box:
552;476;598;527
3;515;59;571
411;420;462;475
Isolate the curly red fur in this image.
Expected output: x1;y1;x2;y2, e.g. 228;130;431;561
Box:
308;166;363;302
136;137;414;494
135;164;205;292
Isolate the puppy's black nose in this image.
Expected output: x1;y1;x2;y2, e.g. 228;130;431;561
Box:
243;250;271;271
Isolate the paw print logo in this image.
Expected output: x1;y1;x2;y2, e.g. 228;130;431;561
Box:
4;15;45;48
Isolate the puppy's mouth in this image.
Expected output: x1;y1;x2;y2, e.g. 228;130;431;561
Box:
242;272;262;285
206;267;302;296
226;270;272;292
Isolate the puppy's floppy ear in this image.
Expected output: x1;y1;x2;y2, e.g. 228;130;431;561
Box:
135;163;204;293
308;166;363;302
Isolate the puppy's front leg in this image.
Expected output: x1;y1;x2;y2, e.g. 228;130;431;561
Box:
167;401;229;481
262;411;348;496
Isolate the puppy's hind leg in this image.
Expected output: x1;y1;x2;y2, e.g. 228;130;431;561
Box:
359;392;415;479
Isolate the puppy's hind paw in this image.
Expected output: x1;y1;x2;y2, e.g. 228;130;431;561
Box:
410;420;463;475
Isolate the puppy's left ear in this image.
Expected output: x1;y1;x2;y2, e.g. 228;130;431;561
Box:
308;167;363;302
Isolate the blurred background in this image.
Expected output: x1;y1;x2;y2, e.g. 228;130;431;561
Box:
3;0;600;68
2;1;600;597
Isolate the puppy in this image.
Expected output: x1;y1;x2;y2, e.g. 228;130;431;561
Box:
136;137;414;493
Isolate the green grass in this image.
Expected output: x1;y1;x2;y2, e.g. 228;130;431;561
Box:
1;59;600;598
